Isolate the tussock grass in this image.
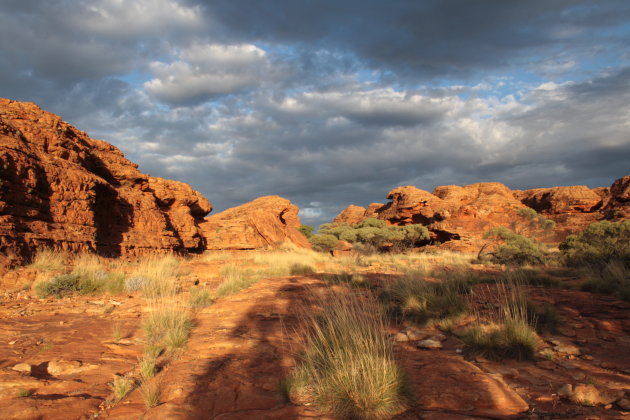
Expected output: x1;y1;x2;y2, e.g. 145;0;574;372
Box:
460;283;541;360
111;376;134;401
139;356;157;382
129;255;181;299
288;291;409;420
142;301;192;350
381;271;468;325
499;268;563;289
141;381;160;408
216;266;258;297
187;287;214;309
581;260;630;301
29;248;68;271
201;251;230;262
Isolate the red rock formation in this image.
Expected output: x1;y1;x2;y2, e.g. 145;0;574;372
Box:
200;196;310;250
333;205;367;225
0;98;212;268
602;175;630;219
331;178;629;250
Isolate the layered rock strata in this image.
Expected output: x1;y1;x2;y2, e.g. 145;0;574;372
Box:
0;99;212;267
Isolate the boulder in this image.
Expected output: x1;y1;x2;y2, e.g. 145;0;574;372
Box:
0;98;212;268
201;196;310;250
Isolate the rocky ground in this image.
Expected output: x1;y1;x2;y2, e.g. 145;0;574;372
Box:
0;252;629;420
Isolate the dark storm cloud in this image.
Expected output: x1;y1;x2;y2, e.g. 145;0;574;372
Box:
197;0;630;79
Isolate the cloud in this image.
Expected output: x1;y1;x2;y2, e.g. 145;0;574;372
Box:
144;43;269;105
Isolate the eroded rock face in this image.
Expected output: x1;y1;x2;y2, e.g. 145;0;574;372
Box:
603;175;630;219
0;99;212;267
200;196;310;250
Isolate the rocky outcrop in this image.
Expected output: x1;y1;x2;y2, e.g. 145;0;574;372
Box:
0;98;212;268
602;175;630;219
331;177;629;250
200;196;310;250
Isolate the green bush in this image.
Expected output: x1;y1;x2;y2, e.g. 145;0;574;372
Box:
309;234;339;253
35;274;80;298
316;218;429;254
298;224;314;238
484;227;547;266
560;220;630;267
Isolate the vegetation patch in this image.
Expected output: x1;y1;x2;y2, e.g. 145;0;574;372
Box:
287;292;409;420
216;266;258;297
381;272;468;325
130;255;181;299
187;287;214;309
560;220;630;266
110;375;134;402
142;304;193;350
28;248;68;271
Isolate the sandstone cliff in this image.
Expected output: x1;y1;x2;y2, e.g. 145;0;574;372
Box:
0;99;212;267
200;196;311;250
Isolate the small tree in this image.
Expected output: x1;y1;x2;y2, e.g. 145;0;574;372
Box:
298;224;314;238
309;234;339;253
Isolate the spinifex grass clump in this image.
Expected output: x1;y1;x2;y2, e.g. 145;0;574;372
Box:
460;283;541;360
288;292;409;420
381;271;468;325
142;302;193;350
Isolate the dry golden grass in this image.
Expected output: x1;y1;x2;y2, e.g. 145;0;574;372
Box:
28;248;68;271
288;290;409;420
142;299;192;350
130;254;181;299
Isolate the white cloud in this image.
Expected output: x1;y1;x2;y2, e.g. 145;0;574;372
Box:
144;43;268;105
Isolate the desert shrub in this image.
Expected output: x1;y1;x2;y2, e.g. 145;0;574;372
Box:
484;227;547;266
290;263;315;275
34;273;80;298
216;266;257;297
560;220;630;267
381;272;468;324
514;207;556;234
187;287;214;308
318;219;429;254
309;233;339;253
28;247;68;271
298;224;314;238
143;304;192;349
287;292;409;419
581;260;630;301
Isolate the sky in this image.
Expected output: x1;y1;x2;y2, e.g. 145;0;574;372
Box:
2;1;630;227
